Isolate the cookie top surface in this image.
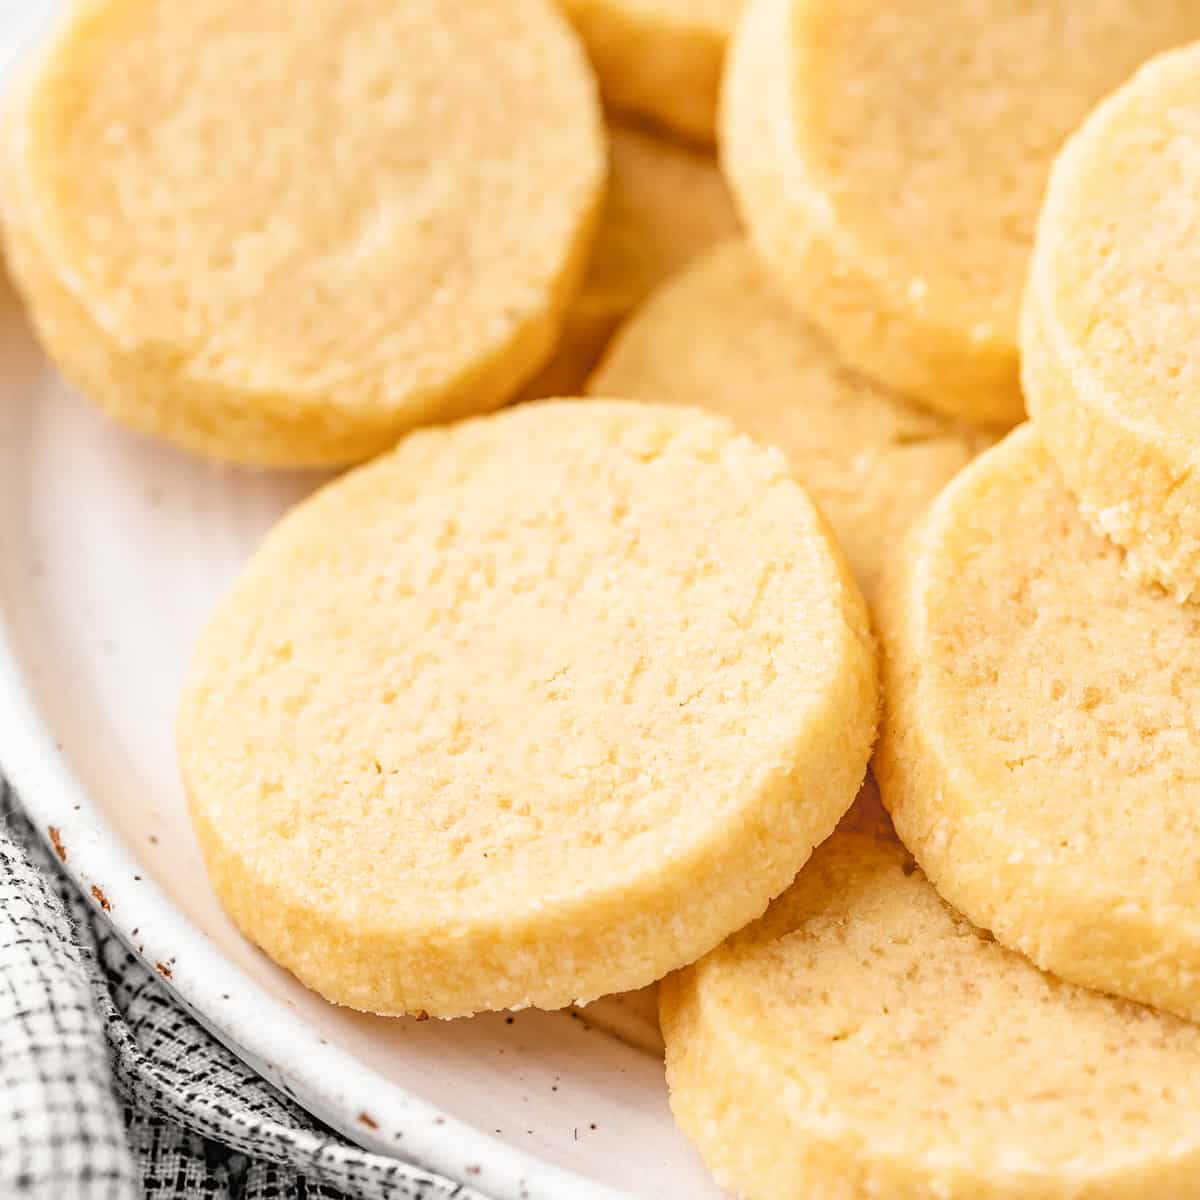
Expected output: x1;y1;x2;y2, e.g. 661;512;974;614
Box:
180;400;876;1015
876;424;1200;1019
722;0;1200;422
661;830;1200;1200
590;241;989;601
12;0;603;409
1030;42;1200;447
1022;44;1200;601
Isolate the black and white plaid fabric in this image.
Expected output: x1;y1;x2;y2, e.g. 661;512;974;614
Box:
0;779;490;1200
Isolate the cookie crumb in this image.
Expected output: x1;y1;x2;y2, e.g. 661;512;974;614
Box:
48;826;66;862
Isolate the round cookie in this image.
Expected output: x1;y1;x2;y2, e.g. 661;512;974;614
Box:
522;123;737;400
180;400;876;1017
559;0;741;144
721;0;1200;426
661;829;1200;1200
876;424;1200;1021
589;241;991;603
1;0;604;466
1024;44;1200;603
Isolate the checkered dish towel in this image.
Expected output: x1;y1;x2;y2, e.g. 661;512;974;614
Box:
0;779;489;1200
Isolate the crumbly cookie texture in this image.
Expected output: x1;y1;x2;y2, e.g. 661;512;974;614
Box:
180;400;876;1017
876;424;1200;1022
558;0;742;144
521;124;737;400
721;0;1200;426
1024;43;1200;603
662;829;1200;1200
590;240;992;603
2;0;604;465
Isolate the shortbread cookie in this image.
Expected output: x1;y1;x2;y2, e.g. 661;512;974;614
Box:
876;425;1200;1021
523;124;737;399
2;0;604;466
661;830;1200;1200
1024;44;1200;603
180;401;876;1017
722;0;1200;425
559;0;741;144
590;241;990;602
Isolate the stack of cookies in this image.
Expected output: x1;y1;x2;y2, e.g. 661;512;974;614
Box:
6;1;1200;1197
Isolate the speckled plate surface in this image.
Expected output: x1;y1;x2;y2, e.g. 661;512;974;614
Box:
0;11;720;1195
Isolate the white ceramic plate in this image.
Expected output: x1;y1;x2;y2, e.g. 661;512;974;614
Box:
0;10;721;1198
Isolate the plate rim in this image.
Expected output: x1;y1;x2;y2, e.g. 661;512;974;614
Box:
0;564;631;1200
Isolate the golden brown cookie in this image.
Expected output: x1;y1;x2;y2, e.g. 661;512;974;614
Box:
662;829;1200;1200
721;0;1200;424
2;0;604;465
181;401;876;1017
1024;42;1200;602
877;424;1200;1021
